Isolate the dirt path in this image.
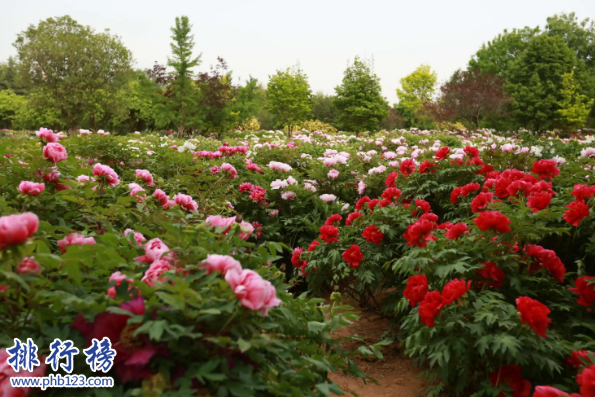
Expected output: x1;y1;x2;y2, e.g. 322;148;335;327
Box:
329;307;428;397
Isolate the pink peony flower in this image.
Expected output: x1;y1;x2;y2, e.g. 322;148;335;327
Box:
225;269;281;315
124;229;146;245
328;169;340;179
36;127;58;142
239;221;254;240
141;259;173;287
93;163;120;186
206;215;236;233
43;142;68;163
173;193;198;211
135;169;155;186
135;238;171;264
0;348;47;396
106;271;134;298
268;209;279;217
77;175;90;183
18;181;45;196
17;256;41;275
320;194;336;203
0;212;39;250
281;191;296;200
57;233;96;253
201;254;242;275
153;189;169;206
221;163;238;178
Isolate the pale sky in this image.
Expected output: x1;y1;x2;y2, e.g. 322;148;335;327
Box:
1;0;594;104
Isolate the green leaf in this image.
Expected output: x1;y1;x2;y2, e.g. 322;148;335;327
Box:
237;338;251;353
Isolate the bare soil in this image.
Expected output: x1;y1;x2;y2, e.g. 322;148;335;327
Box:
329;304;429;397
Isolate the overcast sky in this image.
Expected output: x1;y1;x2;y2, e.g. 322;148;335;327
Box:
2;0;594;104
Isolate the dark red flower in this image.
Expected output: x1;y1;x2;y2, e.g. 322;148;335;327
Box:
325;214;342;225
566;350;594;369
362;225;384;245
531;159;560;180
527;191;552;213
342;245;363;268
577;364;595;397
471;192;494;213
516;296;551;338
524;244;566;282
569;276;595;307
444;222;468;240
400;159;416;177
419;160;436;174
418;291;445;327
346;212;362;226
442;279;471;305
571;184;595;201
72;298;159;383
564;200;590;226
474;211;511;233
308;240;320;252
319;225;339;244
488;364;531;397
355;196;371;210
477;261;505;288
435;146;450;160
403;219;437;248
403;275;428;308
385;172;399;188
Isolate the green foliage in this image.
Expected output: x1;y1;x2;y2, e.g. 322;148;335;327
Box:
333;56;389;133
13;15;133;131
312;92;339;126
396;64;437;128
0;89;27;129
266;66;313;136
556;71;595;131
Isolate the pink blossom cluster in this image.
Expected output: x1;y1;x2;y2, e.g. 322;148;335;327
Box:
93;163;120;186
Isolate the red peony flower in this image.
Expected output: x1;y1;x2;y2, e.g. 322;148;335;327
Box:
471;192;494;213
533;385;582;397
571;184;595;201
435;146;450;160
477;261;505;288
577;364;595;397
474;211;511;233
569;276;595;308
325;214;342;225
414;199;431;214
527;191;552;213
450;187;463;204
362;225;384;245
419;212;439;223
403;275;428;308
355;196;371;210
319;225;339;244
516;296;551;338
400;159;416;177
445;222;468;240
507;180;532;197
385;172;399;187
381;187;402;203
403;219;437;248
531;159;560;180
566;350;594;369
564;200;590;226
367;198;381;211
419;160;436;174
464;146;480;157
291;247;307;268
525;244;566;282
488;364;532;397
342;245;363;268
442;279;471;305
346;212;362;226
308;240;320;252
418;291;445;327
462;182;481;197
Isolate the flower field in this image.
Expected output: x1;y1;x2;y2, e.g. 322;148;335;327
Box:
1;127;595;397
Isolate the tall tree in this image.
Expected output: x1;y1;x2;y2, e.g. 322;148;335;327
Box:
267;66;312;136
333;57;389;133
0;57;25;95
396;64;437;127
312;92;338;125
232;77;266;128
425;69;510;131
556;71;594;130
507;34;587;131
13;15;133;131
167;16;202;134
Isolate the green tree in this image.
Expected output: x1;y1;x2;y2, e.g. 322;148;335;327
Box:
396;64;437;127
167;16;202;134
556;71;594;130
13;15;133;131
267;66;312;136
0;57;25;95
507;34;587;131
333;57;389;132
312;92;338;125
232;77;266;127
0;89;27;129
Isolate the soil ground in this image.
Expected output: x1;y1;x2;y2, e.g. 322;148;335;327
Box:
329;302;429;397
